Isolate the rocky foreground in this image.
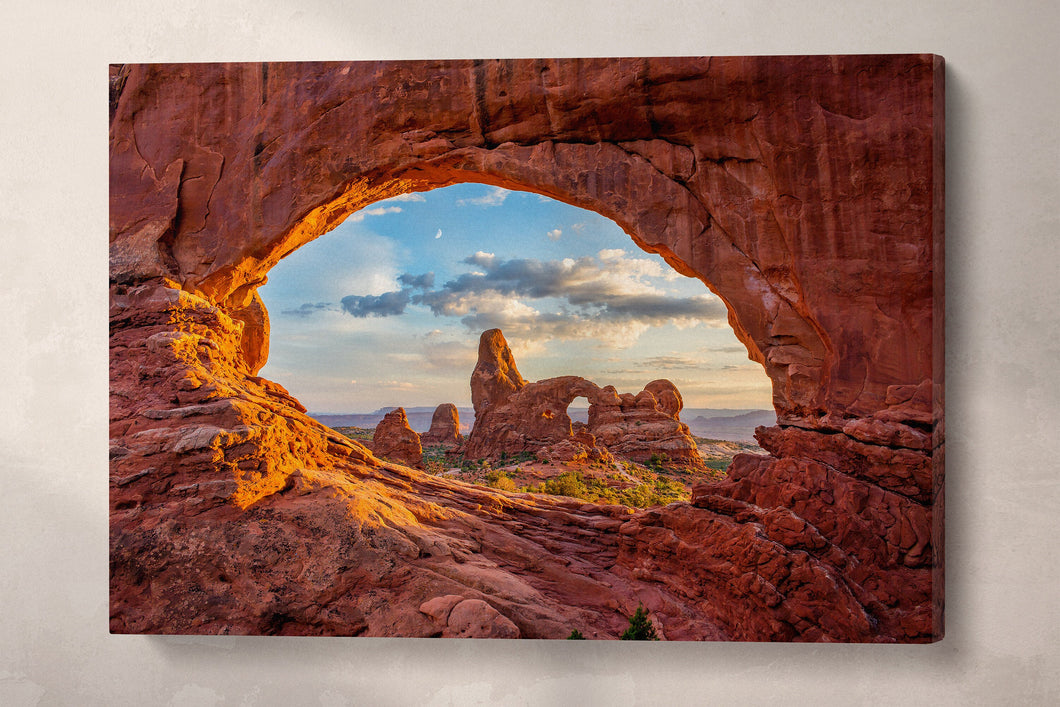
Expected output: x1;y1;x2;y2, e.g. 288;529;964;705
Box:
110;280;934;640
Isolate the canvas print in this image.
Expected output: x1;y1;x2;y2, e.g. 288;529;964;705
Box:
109;56;944;641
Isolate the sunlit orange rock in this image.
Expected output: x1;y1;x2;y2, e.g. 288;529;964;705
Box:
371;407;424;469
420;403;463;447
587;380;702;468
109;56;944;641
464;329;700;468
470;328;527;413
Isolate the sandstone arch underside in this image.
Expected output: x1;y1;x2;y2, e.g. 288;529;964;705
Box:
109;56;944;641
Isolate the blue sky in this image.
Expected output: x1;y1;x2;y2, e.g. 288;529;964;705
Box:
258;183;772;413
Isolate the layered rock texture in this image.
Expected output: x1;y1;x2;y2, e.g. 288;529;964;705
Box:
464;329;701;467
370;408;423;469
588;379;701;466
420;403;463;447
110;56;944;641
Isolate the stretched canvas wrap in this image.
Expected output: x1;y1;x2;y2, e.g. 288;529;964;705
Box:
109;56;944;641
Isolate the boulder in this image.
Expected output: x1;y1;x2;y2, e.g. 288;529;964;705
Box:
442;599;520;639
418;594;466;622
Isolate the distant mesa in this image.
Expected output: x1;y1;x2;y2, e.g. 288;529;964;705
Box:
370;407;424;469
686;410;777;443
311;406;771;442
420;403;463;447
464;329;703;468
313;407;473;434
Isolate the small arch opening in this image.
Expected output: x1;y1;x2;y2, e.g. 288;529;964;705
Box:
567;395;591;429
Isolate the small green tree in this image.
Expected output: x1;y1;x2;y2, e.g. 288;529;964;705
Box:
566;629;585;640
620;604;659;640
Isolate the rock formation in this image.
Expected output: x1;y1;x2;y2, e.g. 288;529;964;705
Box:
420;403;463;447
470;329;527;414
464;329;700;468
587;380;701;466
109;57;944;641
371;408;423;469
536;423;615;466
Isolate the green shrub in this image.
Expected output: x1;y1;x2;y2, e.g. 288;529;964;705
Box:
493;475;517;492
484;469;517;491
540;470;587;498
646;453;670;472
566;629;585;640
620;604;659;641
649;478;687;505
525;470;688;508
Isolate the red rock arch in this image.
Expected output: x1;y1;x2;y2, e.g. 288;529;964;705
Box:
109;57;943;641
111;57;941;423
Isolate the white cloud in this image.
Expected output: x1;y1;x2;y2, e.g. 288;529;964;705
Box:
347;205;403;222
509;336;549;359
382;193;426;203
261;230;401;305
465;251;496;268
458;306;656;349
456;187;509;207
599;250;679;281
547;228;562;241
435;229;442;239
408;250;724;345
